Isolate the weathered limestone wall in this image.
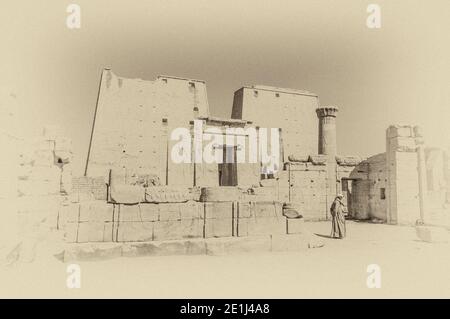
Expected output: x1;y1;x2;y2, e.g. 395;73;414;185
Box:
60;197;295;243
255;171;290;203
231;86;319;157
234;201;286;237
336;156;365;218
367;153;388;220
386;125;420;225
17;127;73;226
72;176;107;201
285;157;328;221
345;130;449;226
346;154;387;220
61;201;204;243
85;69;210;182
283;155;366;221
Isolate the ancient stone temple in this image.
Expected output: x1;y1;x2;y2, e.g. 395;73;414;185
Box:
83;69;356;219
70;69;449;249
4;69;449;261
68;68;363;248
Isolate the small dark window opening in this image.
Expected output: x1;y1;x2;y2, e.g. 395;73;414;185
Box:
254;90;259;97
275;93;280;97
193;107;199;118
188;82;196;93
380;188;386;200
161;78;168;84
55;157;66;169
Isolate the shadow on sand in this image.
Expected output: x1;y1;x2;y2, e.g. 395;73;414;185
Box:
314;233;336;239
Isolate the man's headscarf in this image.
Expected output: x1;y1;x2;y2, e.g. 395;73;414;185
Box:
334;194;345;206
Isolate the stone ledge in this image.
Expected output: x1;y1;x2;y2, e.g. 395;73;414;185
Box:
62;234;324;262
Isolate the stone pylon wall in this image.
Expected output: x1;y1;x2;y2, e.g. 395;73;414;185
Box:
231;86;320;158
85;69;210;182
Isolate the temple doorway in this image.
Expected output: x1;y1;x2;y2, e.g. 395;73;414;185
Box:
219;146;238;186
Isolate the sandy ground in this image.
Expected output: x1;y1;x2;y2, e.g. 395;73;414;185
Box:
0;221;449;298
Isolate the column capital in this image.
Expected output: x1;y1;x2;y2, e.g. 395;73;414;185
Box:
316;106;339;118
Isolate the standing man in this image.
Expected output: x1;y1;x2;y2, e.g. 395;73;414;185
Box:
330;194;346;239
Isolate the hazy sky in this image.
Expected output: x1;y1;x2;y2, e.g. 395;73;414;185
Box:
1;0;449;174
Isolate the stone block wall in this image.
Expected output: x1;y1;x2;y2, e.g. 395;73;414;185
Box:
59;196;291;243
285;161;328;220
337;158;365;217
340;129;449;226
72;176;107;200
342;153;387;221
351;180;371;219
235;201;286;237
17;129;73;230
367;153;388;220
386;125;420;225
204;202;234;238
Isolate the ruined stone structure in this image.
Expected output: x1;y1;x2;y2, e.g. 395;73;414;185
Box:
83;70;356;222
348;125;450;226
74;69;449;249
2;70;449;261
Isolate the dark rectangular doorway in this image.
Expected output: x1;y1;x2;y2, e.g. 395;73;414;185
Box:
219;146;238;186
